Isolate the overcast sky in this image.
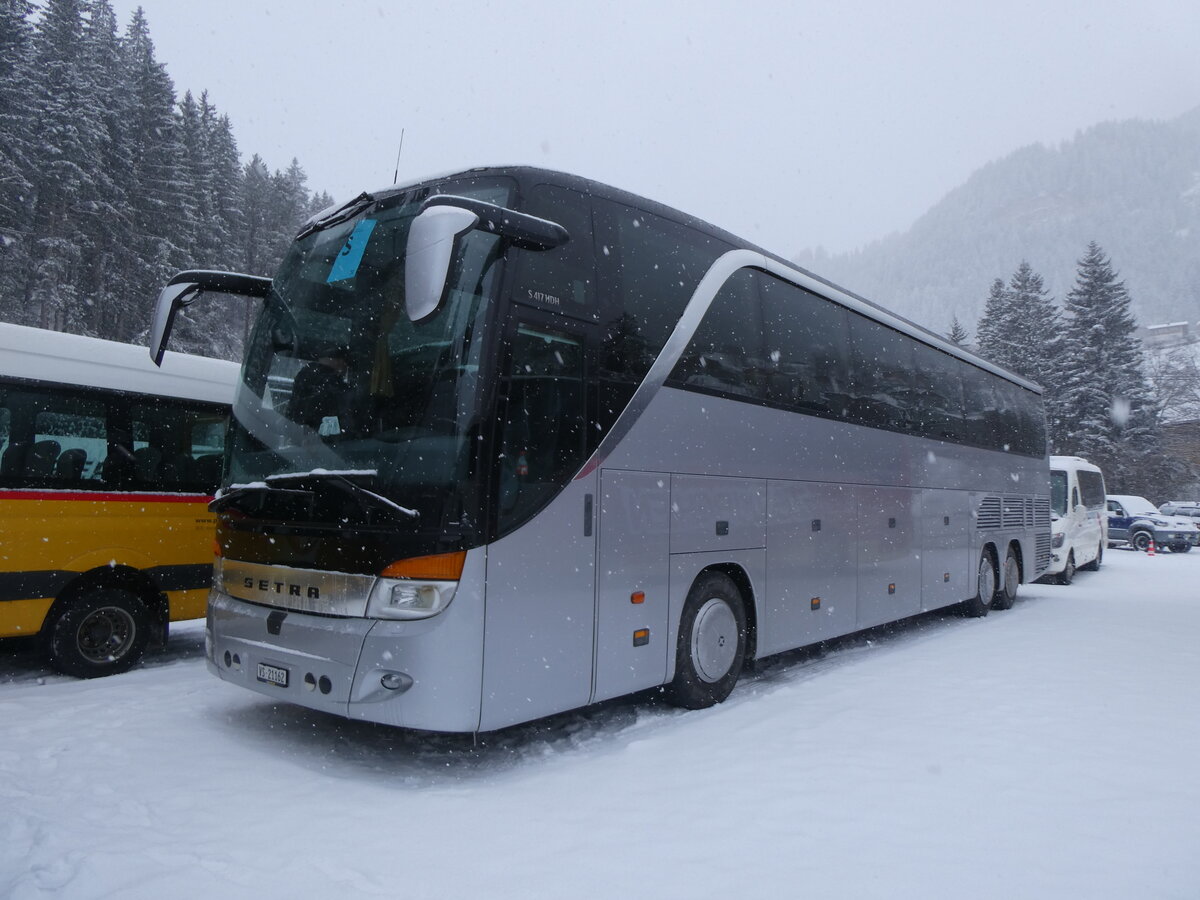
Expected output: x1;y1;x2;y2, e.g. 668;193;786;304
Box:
111;0;1200;259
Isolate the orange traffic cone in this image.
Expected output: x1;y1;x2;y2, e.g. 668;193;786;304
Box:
1147;538;1156;556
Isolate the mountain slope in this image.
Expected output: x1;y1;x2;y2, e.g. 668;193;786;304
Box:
799;108;1200;335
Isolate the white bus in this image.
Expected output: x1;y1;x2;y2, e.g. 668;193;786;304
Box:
1;323;237;676
151;167;1050;731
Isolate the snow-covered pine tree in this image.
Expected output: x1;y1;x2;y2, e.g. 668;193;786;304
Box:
0;0;37;322
0;3;328;357
946;315;969;348
24;0;104;331
974;277;1016;369
177;90;248;275
1003;261;1066;447
77;0;133;339
119;6;190;342
240;153;275;276
1057;243;1162;493
271;157;312;263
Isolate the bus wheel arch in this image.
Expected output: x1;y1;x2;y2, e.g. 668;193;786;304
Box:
42;566;164;678
665;568;750;710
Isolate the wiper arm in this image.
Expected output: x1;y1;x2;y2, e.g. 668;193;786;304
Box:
324;472;419;520
266;470;419;520
296;192;375;240
209;483;268;513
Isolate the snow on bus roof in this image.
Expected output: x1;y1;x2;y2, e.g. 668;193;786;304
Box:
0;322;238;405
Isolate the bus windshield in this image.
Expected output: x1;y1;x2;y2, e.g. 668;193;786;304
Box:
228;181;511;521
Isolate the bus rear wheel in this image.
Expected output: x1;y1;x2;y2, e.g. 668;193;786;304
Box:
665;572;747;710
991;545;1020;611
961;550;995;617
45;588;151;679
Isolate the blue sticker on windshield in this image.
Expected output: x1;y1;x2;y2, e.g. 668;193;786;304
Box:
326;219;377;283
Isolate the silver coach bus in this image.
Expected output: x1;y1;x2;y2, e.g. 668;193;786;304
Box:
150;166;1050;732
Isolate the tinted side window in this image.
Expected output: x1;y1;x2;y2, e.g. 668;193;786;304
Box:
759;275;851;418
911;343;966;442
1016;386;1048;457
594;201;726;430
1077;470;1107;509
1051;470;1068;515
130;399;228;492
992;379;1032;455
847;313;914;432
668;269;763;399
512;184;595;317
0;385;108;485
961;364;1001;449
496;325;587;534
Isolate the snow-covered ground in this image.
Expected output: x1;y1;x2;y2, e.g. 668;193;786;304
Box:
2;547;1198;899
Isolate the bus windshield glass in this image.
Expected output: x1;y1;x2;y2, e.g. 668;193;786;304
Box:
229;180;513;520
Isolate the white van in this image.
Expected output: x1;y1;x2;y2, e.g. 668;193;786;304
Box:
1042;455;1108;584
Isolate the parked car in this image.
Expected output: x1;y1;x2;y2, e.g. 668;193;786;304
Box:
1159;500;1200;518
1042;456;1107;584
1158;502;1200;544
1106;495;1198;552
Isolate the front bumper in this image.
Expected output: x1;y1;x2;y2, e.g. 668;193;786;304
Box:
206;585;485;732
1153;529;1195;546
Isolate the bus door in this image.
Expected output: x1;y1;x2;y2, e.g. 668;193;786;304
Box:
480;317;597;730
592;469;670;704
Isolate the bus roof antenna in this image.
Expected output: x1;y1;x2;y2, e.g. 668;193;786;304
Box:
393;129;405;185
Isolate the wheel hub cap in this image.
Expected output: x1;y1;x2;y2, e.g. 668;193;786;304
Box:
691;598;737;683
77;606;136;663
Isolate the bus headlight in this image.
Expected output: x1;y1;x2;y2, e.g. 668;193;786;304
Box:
1051;531;1065;549
366;578;456;620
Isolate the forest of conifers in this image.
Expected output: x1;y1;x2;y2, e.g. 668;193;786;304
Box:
0;0;330;360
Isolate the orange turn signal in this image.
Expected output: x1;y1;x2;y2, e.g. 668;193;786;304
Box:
631;591;645;604
213;539;222;557
381;550;466;580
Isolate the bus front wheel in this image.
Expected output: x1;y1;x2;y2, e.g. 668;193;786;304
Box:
665;572;747;710
45;588;151;679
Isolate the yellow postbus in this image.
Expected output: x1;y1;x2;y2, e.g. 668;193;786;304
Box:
0;322;237;677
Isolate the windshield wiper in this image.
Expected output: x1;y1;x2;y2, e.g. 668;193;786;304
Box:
210;483;268;514
295;191;375;240
267;470;419;520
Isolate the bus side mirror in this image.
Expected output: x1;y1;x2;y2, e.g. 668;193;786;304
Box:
404;206;480;323
405;194;569;322
149;270;272;365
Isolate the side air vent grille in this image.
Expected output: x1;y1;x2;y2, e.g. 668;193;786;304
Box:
1034;496;1052;573
977;496;1002;531
1002;497;1027;529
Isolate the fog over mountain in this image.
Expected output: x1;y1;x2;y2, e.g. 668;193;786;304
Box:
797;107;1200;337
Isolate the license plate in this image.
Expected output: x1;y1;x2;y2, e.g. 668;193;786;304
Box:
257;662;289;687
